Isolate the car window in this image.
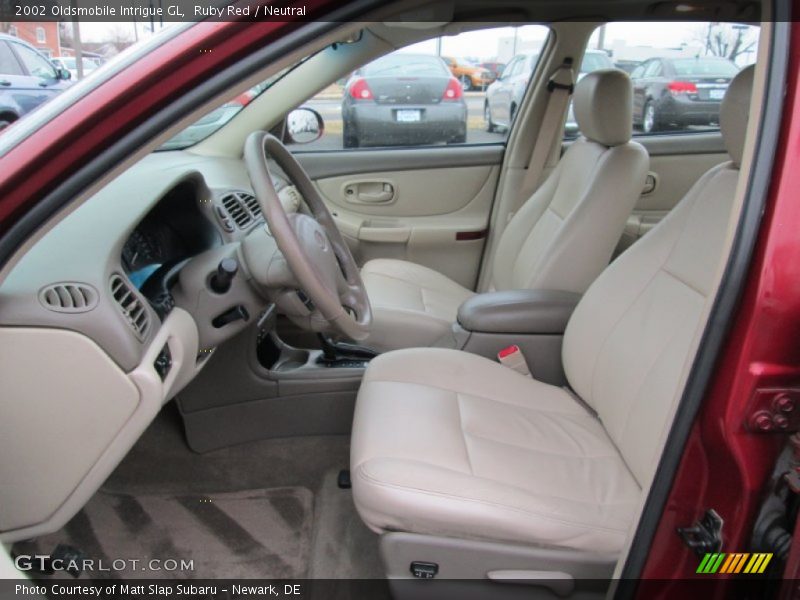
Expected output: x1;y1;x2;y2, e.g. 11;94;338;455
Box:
580;53;612;73
11;42;57;79
565;22;759;138
644;60;662;77
671;58;740;77
362;54;449;77
290;25;550;152
0;42;24;77
501;57;519;78
159;60;306;151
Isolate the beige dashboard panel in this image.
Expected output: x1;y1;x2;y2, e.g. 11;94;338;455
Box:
0;309;201;541
0;327;139;534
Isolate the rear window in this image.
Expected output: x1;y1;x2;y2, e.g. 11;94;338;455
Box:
671;58;740;77
580;53;612;73
362;55;448;77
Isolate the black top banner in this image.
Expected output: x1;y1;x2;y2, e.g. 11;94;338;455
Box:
0;0;314;22
0;0;768;23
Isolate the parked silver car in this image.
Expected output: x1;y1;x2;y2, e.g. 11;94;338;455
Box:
564;50;615;135
484;53;539;132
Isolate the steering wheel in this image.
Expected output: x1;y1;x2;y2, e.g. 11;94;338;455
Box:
244;131;372;341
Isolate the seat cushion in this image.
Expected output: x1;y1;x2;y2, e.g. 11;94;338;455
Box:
351;348;642;554
361;259;474;351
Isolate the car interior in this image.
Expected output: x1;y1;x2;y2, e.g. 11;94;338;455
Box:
0;0;772;596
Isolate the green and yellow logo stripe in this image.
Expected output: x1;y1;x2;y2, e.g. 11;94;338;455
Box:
696;552;772;574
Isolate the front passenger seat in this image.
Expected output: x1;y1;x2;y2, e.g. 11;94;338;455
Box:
351;65;754;580
362;68;649;351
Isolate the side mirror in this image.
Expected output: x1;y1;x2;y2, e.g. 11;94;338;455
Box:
57;68;71;81
285;107;324;144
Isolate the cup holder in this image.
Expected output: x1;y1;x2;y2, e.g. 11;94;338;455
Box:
257;334;309;371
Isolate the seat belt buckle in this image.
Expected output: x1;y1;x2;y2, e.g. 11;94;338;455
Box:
497;345;531;377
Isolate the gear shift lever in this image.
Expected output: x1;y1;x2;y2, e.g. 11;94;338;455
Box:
317;334;339;361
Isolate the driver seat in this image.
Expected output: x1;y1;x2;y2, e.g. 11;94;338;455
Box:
361;69;649;351
351;66;754;576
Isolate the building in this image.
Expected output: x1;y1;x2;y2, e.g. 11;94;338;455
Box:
5;22;61;57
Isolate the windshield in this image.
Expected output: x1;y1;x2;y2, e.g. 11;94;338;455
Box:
672;58;740;77
362;54;448;77
158;59;305;151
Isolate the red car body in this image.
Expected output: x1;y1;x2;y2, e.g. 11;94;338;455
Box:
1;2;799;591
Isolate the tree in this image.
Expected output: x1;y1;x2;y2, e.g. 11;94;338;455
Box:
696;23;757;63
104;24;134;53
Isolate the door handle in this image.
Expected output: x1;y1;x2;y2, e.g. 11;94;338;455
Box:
0;80;11;87
642;172;658;195
343;181;396;204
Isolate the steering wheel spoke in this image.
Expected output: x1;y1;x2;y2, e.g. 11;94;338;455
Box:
243;131;372;341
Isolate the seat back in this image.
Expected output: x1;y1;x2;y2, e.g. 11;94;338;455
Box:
491;69;649;294
562;66;755;485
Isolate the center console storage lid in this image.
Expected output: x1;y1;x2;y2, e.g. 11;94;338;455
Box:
457;289;582;334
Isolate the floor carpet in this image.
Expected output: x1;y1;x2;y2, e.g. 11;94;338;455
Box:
13;404;384;580
16;487;313;579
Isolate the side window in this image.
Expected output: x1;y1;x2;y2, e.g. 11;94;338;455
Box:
566;22;759;138
11;43;57;80
644;60;662;78
0;42;24;77
291;25;549;152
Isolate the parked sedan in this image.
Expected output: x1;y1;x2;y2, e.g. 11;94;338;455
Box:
479;61;505;79
564;49;615;135
631;56;740;133
484;53;540;132
342;53;467;148
442;56;495;90
0;34;71;129
52;56;101;80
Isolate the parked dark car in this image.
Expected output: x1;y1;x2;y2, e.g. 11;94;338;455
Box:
342;53;467;148
0;33;72;129
630;56;740;133
479;61;506;79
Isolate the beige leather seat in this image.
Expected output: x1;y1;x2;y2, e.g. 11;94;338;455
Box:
352;67;753;561
362;69;649;351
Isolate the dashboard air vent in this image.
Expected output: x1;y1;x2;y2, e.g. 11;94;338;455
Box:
241;193;262;218
110;274;150;340
39;283;98;313
220;191;261;229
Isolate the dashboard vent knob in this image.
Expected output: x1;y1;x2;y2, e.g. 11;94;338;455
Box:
39;283;99;313
109;274;150;340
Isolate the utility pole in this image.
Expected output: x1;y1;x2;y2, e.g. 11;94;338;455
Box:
597;24;606;50
71;0;83;80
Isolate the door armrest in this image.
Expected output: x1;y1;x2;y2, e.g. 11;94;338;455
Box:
457;289;582;334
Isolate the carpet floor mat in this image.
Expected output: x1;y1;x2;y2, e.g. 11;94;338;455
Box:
14;487;314;579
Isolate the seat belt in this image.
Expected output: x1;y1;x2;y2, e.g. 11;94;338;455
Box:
509;59;575;223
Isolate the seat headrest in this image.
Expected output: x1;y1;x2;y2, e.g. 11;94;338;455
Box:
573;69;632;147
720;65;755;168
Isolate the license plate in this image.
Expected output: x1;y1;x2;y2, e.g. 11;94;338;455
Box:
709;89;725;100
396;109;421;123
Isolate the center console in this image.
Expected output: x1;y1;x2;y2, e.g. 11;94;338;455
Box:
175;305;375;452
449;289;582;386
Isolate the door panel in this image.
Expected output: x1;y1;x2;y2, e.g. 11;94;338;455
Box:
297;147;502;290
617;131;729;253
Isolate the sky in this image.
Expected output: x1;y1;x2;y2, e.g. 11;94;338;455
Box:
400;22;758;59
74;21;758;64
